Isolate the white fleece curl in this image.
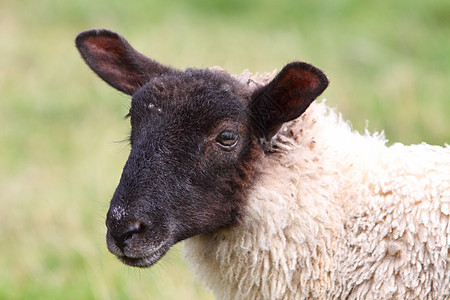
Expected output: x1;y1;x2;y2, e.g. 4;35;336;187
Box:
183;71;450;299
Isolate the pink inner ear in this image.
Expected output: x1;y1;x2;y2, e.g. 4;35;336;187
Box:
275;68;320;116
84;35;125;57
272;64;328;124
281;68;320;92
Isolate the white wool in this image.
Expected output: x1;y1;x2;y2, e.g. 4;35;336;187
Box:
183;71;450;299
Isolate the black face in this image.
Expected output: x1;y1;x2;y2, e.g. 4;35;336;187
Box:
75;29;328;268
105;69;260;267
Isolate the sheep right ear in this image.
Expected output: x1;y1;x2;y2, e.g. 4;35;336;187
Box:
76;29;174;95
250;62;329;142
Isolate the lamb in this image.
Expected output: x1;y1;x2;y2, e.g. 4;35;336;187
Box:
76;29;450;299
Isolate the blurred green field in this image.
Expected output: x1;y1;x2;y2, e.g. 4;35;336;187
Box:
0;0;449;299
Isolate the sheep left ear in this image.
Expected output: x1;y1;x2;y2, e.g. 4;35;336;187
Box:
250;62;329;142
76;29;174;95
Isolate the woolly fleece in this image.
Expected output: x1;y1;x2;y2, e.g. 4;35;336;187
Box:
183;70;450;299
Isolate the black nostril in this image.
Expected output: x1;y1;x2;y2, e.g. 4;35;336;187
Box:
109;221;145;249
120;222;144;246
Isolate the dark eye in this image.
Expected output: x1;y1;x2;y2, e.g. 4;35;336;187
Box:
216;130;239;149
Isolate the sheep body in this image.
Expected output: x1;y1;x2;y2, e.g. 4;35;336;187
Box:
184;71;450;299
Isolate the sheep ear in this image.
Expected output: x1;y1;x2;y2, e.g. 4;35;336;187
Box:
250;62;329;141
76;29;174;95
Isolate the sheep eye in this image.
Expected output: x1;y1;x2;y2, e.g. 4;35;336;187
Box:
216;130;239;149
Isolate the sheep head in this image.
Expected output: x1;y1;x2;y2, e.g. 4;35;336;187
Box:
76;29;328;268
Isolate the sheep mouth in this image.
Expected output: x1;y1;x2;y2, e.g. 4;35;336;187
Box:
116;243;170;268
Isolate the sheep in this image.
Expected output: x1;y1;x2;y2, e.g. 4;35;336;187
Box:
76;29;450;299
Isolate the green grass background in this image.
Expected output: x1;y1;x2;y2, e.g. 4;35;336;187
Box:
1;0;449;299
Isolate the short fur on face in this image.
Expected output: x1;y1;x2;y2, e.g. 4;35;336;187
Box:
76;29;328;268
